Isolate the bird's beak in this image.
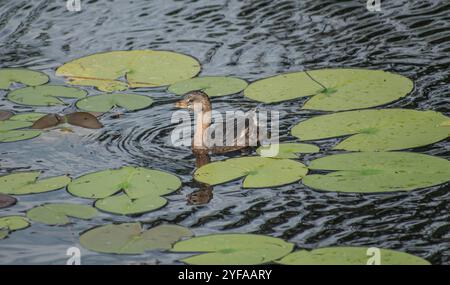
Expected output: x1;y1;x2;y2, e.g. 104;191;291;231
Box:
175;100;188;108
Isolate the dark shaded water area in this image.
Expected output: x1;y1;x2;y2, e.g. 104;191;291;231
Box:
0;0;449;264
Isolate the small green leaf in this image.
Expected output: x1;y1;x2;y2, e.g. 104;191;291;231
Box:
95;194;167;215
172;234;294;265
76;93;153;113
7;85;87;106
0;130;42;143
27;203;99;225
0;68;49;89
256;143;319;158
0;120;33;131
0;172;71;195
9;112;47;122
194;157;308;188
80;223;193;254
277;247;430;265
168;76;248;97
0;216;30;239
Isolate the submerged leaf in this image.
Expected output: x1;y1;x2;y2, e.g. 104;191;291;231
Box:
292;109;450;151
0;172;71;195
303;152;450;193
0;194;17;209
172;234;294;265
0;68;49;89
76;93;153;113
56;50;201;91
257;143;320;158
80;223;193;254
27;203;99;225
7;85;87;106
194;157;308;188
168;76;248;97
244;69;413;111
277;247;430;265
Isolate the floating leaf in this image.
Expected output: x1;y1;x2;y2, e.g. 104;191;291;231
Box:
0;68;49;89
9;112;46;122
7;85;87;106
257;143;319;158
244;69;413;111
168;76;248;97
292;109;450;151
0;216;29;239
0;172;71;195
172;234;294;265
31;112;102;130
27;203;99;225
80;223;193;254
68;167;181;215
0;194;16;209
194;157;308;188
303;152;450;193
0;110;13;121
0;120;33;131
277;247;430;265
76;93;153;113
0;130;42;143
56;50;201;92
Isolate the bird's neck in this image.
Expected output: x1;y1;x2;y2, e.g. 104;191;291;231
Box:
193;101;212;149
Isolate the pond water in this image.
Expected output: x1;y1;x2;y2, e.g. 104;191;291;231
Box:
0;0;449;264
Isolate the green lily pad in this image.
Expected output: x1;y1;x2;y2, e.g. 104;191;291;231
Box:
0;110;14;121
0;130;42;143
56;50;201;92
256;143;319;158
80;223;193;254
0;68;49;89
277;247;430;265
27;203;99;225
76;93;153;113
0;216;30;239
194;157;308;188
292;109;450;151
244;69;413;111
0;172;71;195
7;85;87;106
0;120;33;131
95;194;167;215
303;152;450;193
68;167;181;215
0;194;17;209
168;76;248;97
172;234;294;265
9;112;47;122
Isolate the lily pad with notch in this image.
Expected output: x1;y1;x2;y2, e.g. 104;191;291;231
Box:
79;223;193;254
75;93;153;113
276;247;430;265
56;50;201;92
0;216;30;240
244;69;413;111
172;234;294;265
0;68;49;89
68;166;181;215
0;172;71;195
291;109;450;151
7;85;87;106
303;152;450;193
257;143;320;158
168;76;248;97
27;203;99;225
194;157;308;188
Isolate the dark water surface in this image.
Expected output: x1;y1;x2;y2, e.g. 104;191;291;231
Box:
0;0;449;264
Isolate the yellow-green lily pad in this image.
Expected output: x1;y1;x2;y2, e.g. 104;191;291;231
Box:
256;143;320;158
244;69;413;111
292;109;450;151
168;76;248;97
56;50;201;92
0;216;30;239
0;172;71;195
27;203;99;225
76;93;153;113
277;247;430;265
80;223;193;254
194;157;308;188
172;234;294;265
303;152;450;193
0;68;49;89
7;85;87;106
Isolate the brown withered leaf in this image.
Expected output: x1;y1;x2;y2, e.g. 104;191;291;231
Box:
0;110;14;121
66;112;103;129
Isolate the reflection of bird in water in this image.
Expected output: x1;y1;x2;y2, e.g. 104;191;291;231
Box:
175;90;259;205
